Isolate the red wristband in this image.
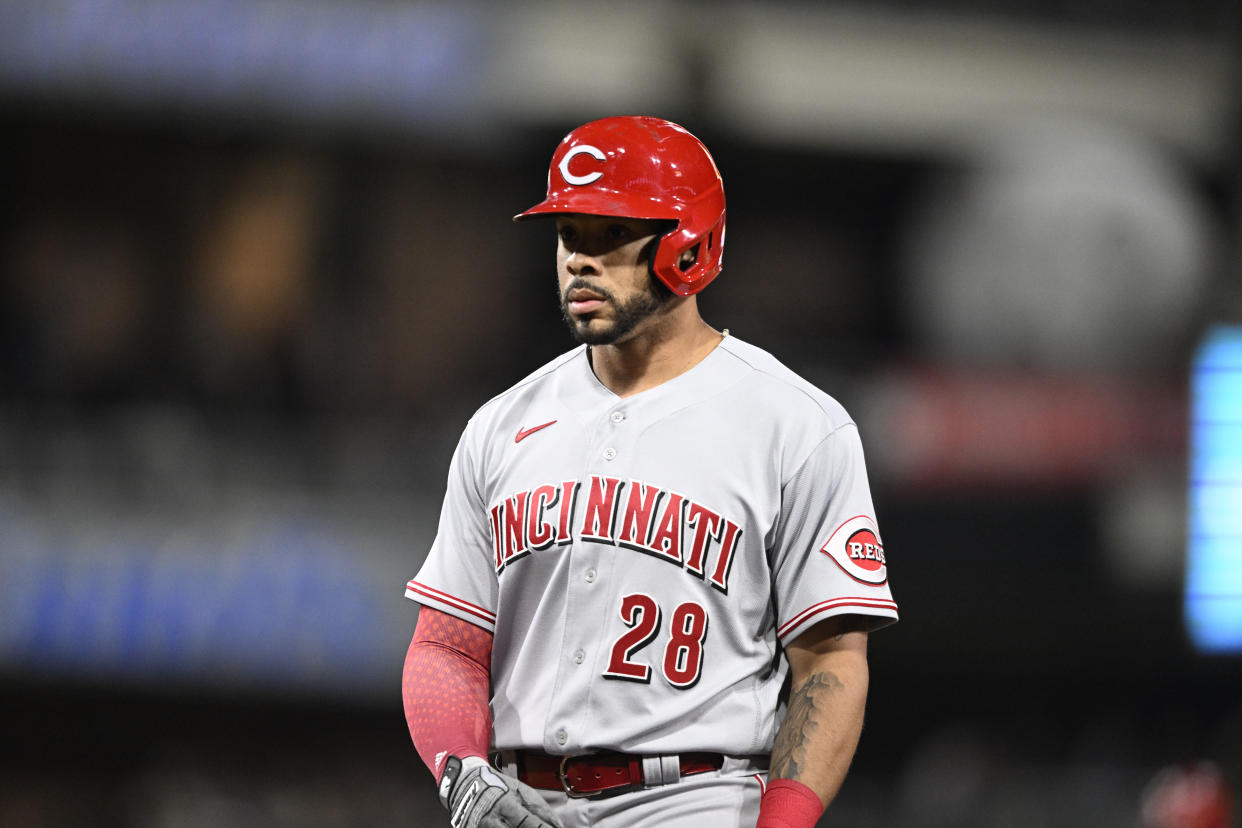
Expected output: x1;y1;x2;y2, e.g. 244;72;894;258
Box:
755;778;824;828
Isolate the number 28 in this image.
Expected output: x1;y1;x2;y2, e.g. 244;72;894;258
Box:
604;594;709;689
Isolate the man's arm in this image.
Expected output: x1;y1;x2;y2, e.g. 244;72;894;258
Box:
403;607;563;828
773;614;870;797
758;615;871;828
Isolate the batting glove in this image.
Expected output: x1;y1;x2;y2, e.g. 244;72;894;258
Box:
438;755;563;828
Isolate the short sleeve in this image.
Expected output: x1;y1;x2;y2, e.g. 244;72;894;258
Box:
404;422;499;632
770;422;898;644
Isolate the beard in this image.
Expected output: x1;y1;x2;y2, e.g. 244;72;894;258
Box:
559;272;671;346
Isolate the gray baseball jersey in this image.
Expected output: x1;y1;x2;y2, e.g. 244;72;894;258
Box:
406;334;897;758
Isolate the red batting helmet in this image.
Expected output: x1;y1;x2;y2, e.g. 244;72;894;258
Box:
515;115;726;296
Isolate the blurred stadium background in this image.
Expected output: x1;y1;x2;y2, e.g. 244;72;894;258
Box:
1;1;1240;826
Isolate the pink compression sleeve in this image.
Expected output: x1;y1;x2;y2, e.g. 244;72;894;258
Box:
402;607;494;782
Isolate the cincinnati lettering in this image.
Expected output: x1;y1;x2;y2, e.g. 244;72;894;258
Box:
489;475;743;593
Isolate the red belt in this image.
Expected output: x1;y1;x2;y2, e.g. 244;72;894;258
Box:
507;750;725;798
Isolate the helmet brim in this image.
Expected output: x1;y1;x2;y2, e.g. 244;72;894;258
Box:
513;191;681;223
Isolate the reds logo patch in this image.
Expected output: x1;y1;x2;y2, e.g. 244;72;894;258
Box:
821;515;887;585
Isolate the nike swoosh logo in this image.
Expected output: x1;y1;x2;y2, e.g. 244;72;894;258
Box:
515;420;558;443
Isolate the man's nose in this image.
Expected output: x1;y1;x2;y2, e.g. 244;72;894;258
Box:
565;249;599;276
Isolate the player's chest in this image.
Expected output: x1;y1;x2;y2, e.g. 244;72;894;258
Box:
483;407;782;587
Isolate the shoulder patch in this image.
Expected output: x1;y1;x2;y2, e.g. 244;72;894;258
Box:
820;515;887;585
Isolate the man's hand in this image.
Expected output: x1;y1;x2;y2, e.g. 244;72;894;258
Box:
439;756;563;828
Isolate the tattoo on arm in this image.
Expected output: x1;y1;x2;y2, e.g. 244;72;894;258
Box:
770;670;844;779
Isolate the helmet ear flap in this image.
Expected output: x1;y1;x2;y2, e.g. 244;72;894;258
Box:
651;213;726;296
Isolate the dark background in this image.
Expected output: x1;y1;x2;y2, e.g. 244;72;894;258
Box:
1;1;1240;825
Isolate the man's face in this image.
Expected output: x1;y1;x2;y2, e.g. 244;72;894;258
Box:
555;214;672;346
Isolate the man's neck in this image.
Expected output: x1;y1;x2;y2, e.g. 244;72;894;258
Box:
588;309;725;398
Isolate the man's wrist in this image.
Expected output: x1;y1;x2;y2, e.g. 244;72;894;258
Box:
437;755;490;808
756;778;824;828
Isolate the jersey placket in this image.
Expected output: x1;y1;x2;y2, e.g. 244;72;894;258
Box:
542;396;634;755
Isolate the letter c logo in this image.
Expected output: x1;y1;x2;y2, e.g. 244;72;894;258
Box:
559;144;606;186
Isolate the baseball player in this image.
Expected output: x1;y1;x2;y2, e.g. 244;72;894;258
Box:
402;116;898;828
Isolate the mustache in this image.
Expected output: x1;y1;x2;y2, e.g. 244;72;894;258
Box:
562;278;615;303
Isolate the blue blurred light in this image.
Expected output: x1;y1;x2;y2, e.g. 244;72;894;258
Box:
1186;326;1242;653
0;509;408;698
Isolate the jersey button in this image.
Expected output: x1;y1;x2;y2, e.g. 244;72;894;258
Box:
610;411;625;423
602;447;617;460
584;568;597;583
555;729;568;746
573;649;585;664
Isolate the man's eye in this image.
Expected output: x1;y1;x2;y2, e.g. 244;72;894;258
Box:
607;225;632;241
558;227;577;243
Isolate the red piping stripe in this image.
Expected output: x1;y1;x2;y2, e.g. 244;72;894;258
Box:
405;580;497;624
778;597;898;639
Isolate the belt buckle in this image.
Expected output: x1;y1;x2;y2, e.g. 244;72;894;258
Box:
557;754;593;799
